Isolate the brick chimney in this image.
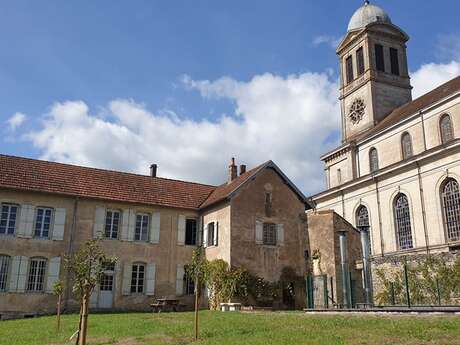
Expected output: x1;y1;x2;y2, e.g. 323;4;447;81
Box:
150;164;158;177
228;158;237;183
239;164;247;175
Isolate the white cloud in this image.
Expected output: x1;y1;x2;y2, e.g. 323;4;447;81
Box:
312;35;342;49
26;72;340;194
20;48;460;196
7;112;27;130
411;61;460;98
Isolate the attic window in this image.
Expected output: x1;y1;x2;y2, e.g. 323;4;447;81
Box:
265;191;273;217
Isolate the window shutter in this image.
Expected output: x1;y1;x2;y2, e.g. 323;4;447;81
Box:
18;205;35;238
255;221;263;244
127;210;136;241
121;209;130;241
46;257;61;293
203;224;208;248
93;207;106;239
277;224;284;246
145;263;156;296
9;256;28;292
122;263;132;296
196;218;202;246
213;222;219;246
176;264;184;296
150;212;161;244
177;215;186;245
52;208;66;241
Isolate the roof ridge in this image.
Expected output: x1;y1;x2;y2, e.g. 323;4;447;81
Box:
0;154;217;188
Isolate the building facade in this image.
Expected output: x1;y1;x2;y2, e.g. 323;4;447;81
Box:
2;156;341;317
311;1;460;297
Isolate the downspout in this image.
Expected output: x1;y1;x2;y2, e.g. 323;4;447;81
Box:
64;196;79;311
374;177;384;257
416;161;430;254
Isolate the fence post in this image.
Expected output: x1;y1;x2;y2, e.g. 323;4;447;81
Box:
436;278;441;306
404;263;411;308
390;282;395;306
306;275;314;309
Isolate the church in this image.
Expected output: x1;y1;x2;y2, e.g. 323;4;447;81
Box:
310;0;460;296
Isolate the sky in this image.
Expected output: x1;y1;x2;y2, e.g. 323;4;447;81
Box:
2;0;460;195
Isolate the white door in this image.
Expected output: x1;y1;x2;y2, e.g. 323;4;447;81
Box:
98;265;115;309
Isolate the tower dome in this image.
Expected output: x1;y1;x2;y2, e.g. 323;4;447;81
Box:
348;1;391;32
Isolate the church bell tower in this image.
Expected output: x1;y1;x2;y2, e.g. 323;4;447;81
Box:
338;1;412;142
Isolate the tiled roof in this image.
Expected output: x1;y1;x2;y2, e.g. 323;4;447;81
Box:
0;155;216;210
199;162;267;209
350;75;460;142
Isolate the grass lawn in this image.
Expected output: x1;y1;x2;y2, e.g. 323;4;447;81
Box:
0;311;459;345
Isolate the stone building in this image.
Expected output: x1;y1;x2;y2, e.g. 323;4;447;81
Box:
310;1;460;299
3;155;353;316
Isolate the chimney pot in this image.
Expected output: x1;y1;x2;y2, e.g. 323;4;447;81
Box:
239;164;247;175
228;157;237;183
150;164;158;177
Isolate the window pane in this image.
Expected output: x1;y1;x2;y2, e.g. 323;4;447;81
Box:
185;219;197;245
394;194;413;250
27;258;47;292
135;214;149;241
263;223;277;246
0;204;18;235
208;223;215;245
375;44;385;72
131;264;145;293
35;208;53;238
390;48;400;75
442;179;460;242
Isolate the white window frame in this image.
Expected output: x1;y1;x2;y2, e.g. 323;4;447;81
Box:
0;255;10;291
135;213;150;242
131;263;146;294
34;207;54;239
27;257;47;292
0;203;19;235
105;209;121;240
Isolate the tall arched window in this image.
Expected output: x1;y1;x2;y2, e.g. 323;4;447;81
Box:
441;178;460;242
394;194;413;250
356;205;370;228
440;114;454;144
401;132;413;159
369;148;379;173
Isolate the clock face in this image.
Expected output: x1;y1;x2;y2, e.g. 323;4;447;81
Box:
349;98;366;125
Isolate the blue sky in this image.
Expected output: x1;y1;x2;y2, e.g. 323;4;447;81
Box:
2;1;460;194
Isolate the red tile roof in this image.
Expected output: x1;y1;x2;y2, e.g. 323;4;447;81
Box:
199;162;267;209
0;155;216;210
350;75;460;142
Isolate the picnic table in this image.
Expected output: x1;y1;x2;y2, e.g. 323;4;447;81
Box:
150;298;185;313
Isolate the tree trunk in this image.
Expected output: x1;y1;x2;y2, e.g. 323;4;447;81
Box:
56;294;61;332
79;290;90;345
75;302;83;345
